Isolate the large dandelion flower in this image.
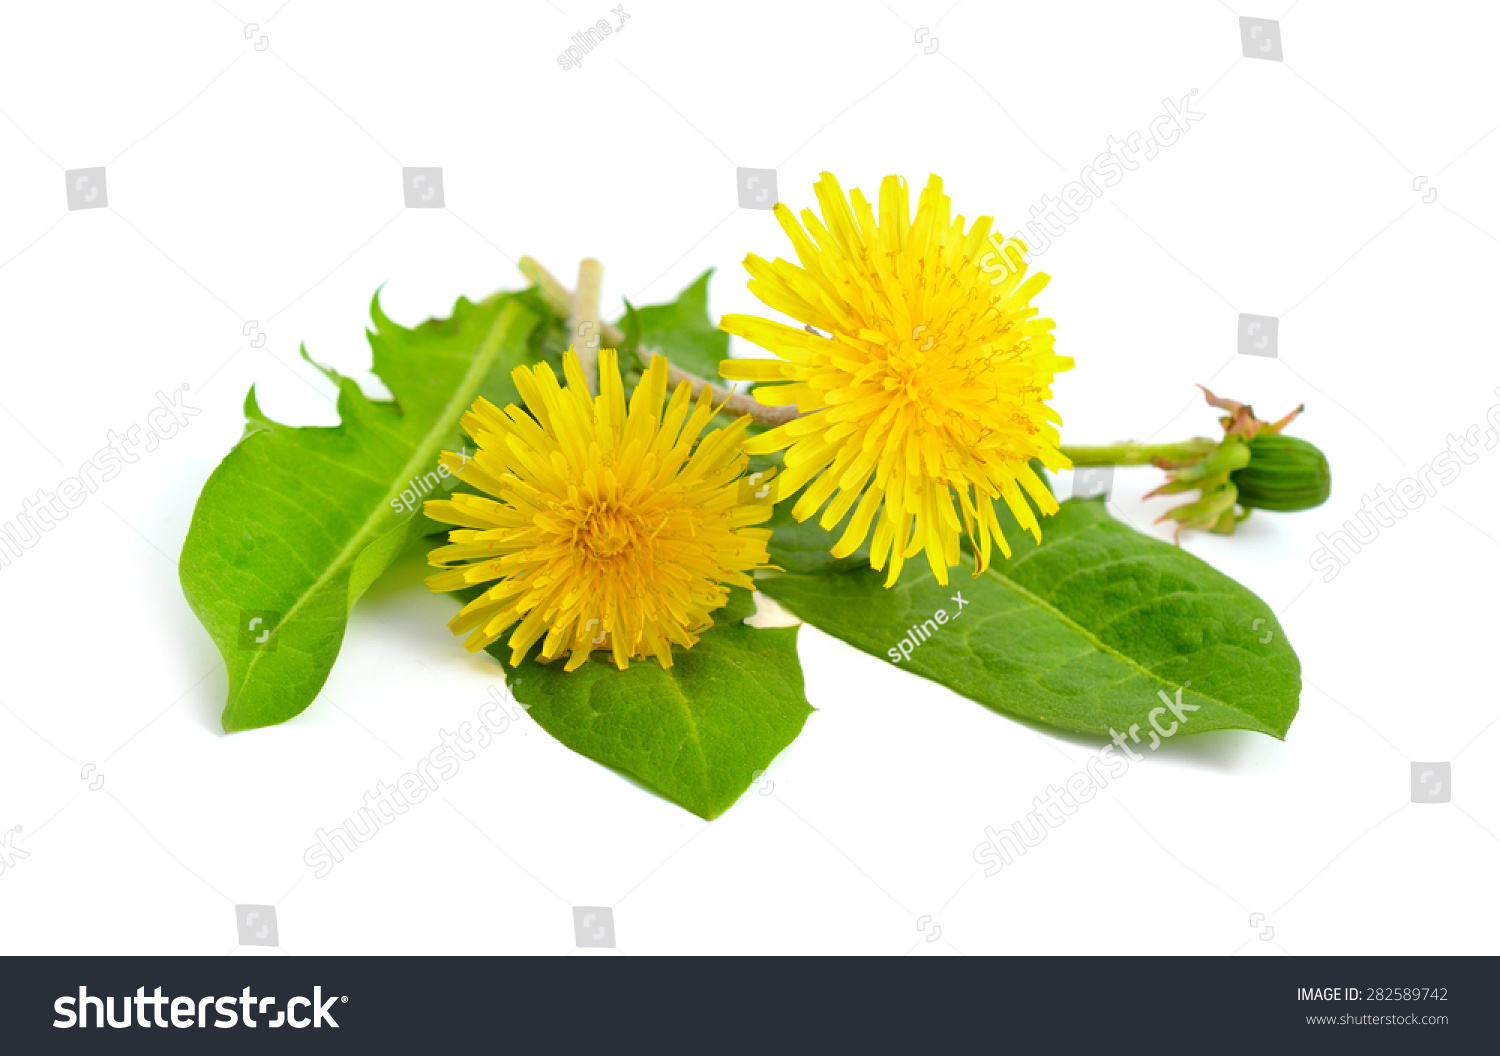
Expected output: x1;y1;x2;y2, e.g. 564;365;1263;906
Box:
720;172;1073;587
424;348;773;671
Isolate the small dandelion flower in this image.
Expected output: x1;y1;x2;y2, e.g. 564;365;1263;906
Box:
719;172;1073;587
424;347;774;671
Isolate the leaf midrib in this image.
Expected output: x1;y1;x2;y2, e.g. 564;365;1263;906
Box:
576;617;791;795
583;659;711;781
227;300;524;721
976;549;1255;721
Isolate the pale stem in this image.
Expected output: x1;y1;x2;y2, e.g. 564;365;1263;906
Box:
517;257;796;427
663;364;799;427
569;258;604;396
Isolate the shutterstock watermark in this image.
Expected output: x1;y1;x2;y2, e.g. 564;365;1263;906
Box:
887;591;968;663
389;447;468;514
973;684;1196;876
53;986;343;1029
0;823;26;877
304;685;525;878
979;91;1205;284
1309;391;1500;582
0;386;198;572
555;4;630;69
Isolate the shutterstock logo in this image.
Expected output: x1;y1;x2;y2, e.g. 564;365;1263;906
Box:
53;986;344;1029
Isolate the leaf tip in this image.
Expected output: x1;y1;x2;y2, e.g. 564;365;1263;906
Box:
242;384;266;423
368;282;392;331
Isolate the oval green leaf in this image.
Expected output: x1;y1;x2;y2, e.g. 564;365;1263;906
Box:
759;498;1301;739
488;589;812;819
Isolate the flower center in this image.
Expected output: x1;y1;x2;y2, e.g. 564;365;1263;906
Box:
577;504;644;561
881;330;947;412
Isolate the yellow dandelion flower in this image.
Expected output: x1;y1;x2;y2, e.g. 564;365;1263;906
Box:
720;172;1074;587
424;347;774;671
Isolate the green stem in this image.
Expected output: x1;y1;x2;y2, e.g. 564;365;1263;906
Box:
1061;438;1218;467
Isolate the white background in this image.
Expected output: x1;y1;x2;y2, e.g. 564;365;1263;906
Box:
1;0;1497;956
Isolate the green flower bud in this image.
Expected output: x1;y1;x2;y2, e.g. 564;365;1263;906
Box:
1061;386;1334;542
1230;434;1331;512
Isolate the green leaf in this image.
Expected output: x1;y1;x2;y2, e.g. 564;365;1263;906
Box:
763;488;871;575
487;589;812;819
620;268;728;378
180;291;542;731
512;285;572;373
617;297;644;355
759;498;1301;739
